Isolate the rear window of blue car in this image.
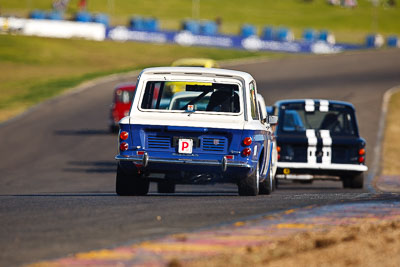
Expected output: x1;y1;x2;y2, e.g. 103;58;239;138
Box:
140;81;240;113
278;103;357;136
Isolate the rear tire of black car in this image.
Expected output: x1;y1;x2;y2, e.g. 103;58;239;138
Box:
342;173;364;189
157;180;176;194
350;173;364;188
238;162;259;196
259;164;273;195
116;164;149;196
342;177;352;188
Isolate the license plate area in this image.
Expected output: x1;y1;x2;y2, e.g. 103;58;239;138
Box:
173;137;199;154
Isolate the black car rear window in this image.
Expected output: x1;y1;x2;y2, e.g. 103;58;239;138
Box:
278;103;357;136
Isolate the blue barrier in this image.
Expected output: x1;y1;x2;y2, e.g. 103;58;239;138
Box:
240;24;256;38
107;26;364;54
93;13;109;27
261;27;293;42
201;21;218;36
75;11;91;23
387;35;399;48
261;26;274;41
143;17;159;32
303;29;317;42
366;34;384;48
318;30;329;42
276;28;293;42
47;11;63;20
129;17;143;30
182;20;201;35
29;10;46;19
318;30;336;44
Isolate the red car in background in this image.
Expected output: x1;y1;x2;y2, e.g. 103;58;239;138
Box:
110;83;136;133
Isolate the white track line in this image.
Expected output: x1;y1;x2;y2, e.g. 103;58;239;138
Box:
368;85;400;193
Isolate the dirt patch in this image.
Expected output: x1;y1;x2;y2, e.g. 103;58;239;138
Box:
183;219;400;267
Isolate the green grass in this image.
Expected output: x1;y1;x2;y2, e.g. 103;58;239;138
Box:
0;34;274;122
2;0;400;42
0;0;399;122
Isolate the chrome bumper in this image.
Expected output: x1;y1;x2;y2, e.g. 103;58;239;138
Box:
115;154;251;171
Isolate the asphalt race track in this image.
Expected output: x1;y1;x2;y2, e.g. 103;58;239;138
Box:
0;49;400;266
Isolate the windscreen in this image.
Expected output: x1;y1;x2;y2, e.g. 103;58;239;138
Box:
278;103;357;136
116;89;134;104
140;81;240;113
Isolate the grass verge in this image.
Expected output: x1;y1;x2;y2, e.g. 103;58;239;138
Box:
0;34;281;123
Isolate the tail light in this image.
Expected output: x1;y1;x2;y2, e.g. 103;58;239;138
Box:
358;148;365;163
242;147;252;157
119;131;129;140
243;137;252;146
277;146;281;161
120;142;129;151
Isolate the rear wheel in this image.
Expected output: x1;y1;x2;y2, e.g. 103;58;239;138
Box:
116;164;149;196
350;173;364;188
238;162;259;196
259;165;273;195
342;173;364;189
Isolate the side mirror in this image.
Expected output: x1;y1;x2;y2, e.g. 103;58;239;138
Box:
268;115;278;125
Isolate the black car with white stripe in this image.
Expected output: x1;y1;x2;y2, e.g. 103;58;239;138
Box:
270;99;367;188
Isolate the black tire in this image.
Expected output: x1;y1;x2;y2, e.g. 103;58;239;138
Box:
342;177;352;188
342;173;364;189
157;180;176;193
350;173;364;188
259;165;273;195
238;162;259;196
116;164;149;196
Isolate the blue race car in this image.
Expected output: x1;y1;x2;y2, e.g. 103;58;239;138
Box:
115;67;278;196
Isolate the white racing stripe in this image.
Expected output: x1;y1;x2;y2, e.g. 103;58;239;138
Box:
319;100;329;112
305;99;315;112
306;129;317;164
320;129;332;165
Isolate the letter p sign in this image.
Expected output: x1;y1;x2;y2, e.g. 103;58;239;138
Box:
178;139;193;154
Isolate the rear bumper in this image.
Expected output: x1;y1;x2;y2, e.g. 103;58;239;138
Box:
277;162;368;172
115;154;252;173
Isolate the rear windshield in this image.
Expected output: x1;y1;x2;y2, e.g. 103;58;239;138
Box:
278;103;357;136
115;89;134;104
140;81;240;113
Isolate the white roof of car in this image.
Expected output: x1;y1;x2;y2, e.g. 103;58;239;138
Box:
140;67;254;81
